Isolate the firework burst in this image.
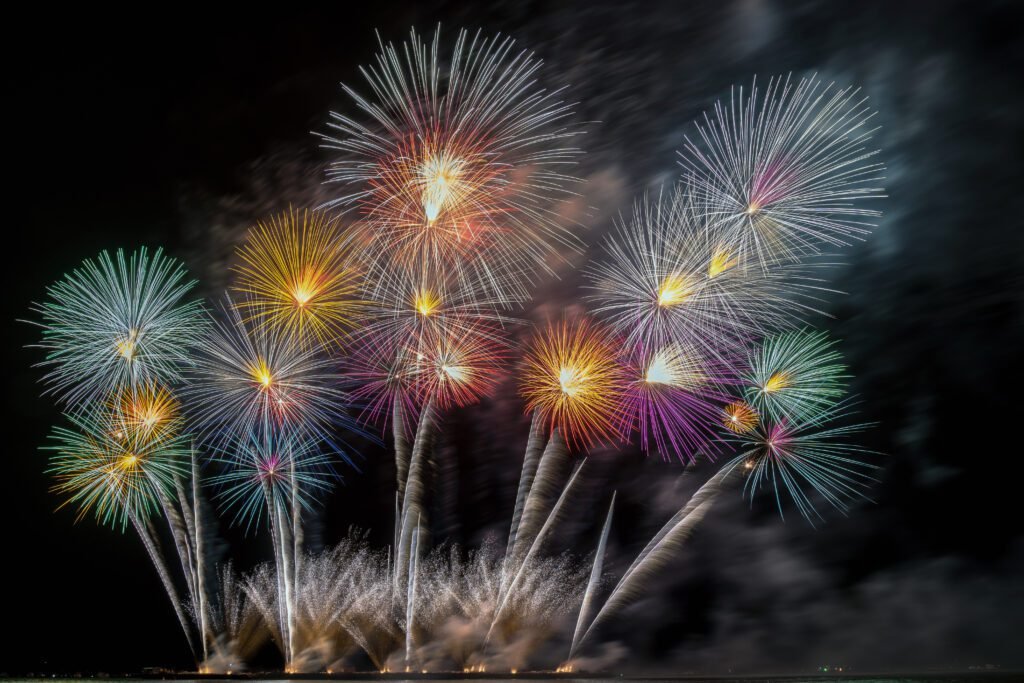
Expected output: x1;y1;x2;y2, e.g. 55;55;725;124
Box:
317;27;583;306
415;321;510;410
108;382;184;446
186;297;357;458
45;404;190;529
519;318;626;449
617;342;732;463
233;208;364;347
586;189;834;359
744;329;848;424
357;260;516;356
727;406;877;524
679;74;884;268
722;399;760;434
30;247;206;410
209;430;337;532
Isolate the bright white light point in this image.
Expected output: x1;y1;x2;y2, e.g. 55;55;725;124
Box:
293;286;313;306
644;350;676;385
442;364;467;383
420;154;463;224
559;366;583;397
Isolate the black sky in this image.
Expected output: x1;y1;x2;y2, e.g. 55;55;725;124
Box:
5;0;1024;675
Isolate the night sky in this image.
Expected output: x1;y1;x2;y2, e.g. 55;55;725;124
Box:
5;1;1024;675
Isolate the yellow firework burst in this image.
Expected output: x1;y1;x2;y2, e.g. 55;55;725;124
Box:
233;208;363;346
520;319;626;448
722;400;760;434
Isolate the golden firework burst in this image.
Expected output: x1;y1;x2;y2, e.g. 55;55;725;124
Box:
520;319;626;448
233;208;363;346
722;400;760;434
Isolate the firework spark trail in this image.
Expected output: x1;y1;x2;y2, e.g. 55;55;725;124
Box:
29;247;206;411
204;563;268;672
317;27;584;308
570;492;616;659
487;458;587;648
502;412;547;578
132;512;200;657
507;427;569;573
572;464;737;656
679;74;885;269
396;400;437;590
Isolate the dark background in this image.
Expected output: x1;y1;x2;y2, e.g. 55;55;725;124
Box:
5;0;1024;675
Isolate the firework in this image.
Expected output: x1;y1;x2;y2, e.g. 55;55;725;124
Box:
679;74;884;268
209;430;336;532
108;381;184;445
233;208;364;347
45;404;189;529
586;189;834;359
30;247;206;410
519;318;626;449
722;399;760;434
415;321;509;410
617;342;732;463
317;27;583;306
728;406;877;523
744;329;848;424
186;297;358;457
356;259;516;357
346;332;422;431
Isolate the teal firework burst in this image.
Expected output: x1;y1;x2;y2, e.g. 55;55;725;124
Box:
208;429;337;532
727;405;877;524
744;329;848;424
44;405;190;530
30;247;207;411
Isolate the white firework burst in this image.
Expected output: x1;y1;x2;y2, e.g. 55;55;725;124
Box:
679;74;885;268
585;188;836;361
316;27;583;307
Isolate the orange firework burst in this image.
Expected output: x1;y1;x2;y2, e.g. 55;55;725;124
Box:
233;208;363;346
109;382;183;446
722;400;759;434
519;318;626;449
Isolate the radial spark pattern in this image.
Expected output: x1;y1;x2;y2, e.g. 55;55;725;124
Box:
679;74;884;268
744;329;848;424
519;318;626;448
45;405;189;529
317;27;583;306
209;430;336;531
617;343;731;463
233;208;364;347
586;190;831;359
31;247;206;410
728;407;877;524
186;298;356;457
